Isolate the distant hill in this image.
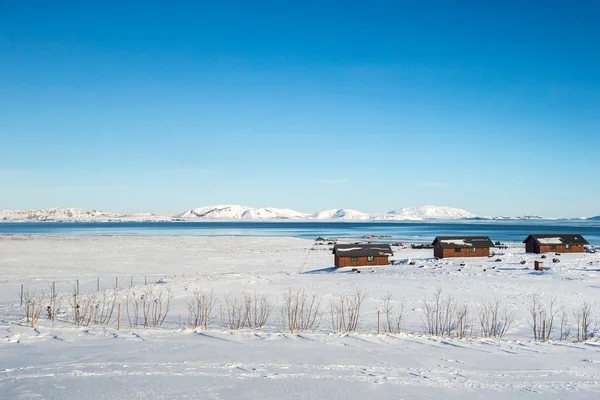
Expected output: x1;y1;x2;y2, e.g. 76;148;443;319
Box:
176;205;309;220
0;207;171;222
1;205;584;222
177;205;478;221
386;206;476;220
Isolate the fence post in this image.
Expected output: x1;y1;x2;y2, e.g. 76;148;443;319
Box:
543;320;547;341
117;303;121;330
97;277;100;292
130;276;133;287
20;284;23;306
31;301;36;328
145;276;147;285
76;279;79;296
52;281;55;300
204;304;208;331
377;311;381;335
115;277;118;289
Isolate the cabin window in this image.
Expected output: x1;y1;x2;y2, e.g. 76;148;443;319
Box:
367;256;374;262
350;256;358;262
550;245;557;250
565;244;571;249
454;248;462;253
470;247;477;253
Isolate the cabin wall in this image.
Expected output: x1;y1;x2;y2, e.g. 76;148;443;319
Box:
535;244;585;254
525;241;536;253
440;247;490;258
433;244;444;258
335;256;389;267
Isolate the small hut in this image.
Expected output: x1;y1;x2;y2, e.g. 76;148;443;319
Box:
432;236;495;258
523;234;589;254
332;244;393;267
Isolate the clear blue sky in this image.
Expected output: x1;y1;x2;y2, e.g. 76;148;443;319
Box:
1;1;599;217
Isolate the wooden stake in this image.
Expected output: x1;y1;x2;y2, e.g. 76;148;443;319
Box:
31;301;35;328
130;276;133;287
204;304;208;331
117;304;121;330
543;320;547;341
20;284;23;307
97;277;100;292
377;311;381;335
76;279;79;296
115;277;118;289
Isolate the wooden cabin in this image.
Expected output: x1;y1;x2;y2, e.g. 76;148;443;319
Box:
523;234;589;254
432;236;495;259
332;244;393;267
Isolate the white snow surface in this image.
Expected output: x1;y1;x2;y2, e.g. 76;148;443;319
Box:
2;235;600;398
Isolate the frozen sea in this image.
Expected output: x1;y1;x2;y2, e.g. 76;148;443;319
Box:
1;220;599;244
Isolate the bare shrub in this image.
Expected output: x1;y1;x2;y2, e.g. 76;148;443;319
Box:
529;294;559;341
479;298;514;338
22;286;44;324
45;283;63;321
330;289;367;333
421;288;456;337
243;292;272;328
560;307;571;341
573;301;595;342
282;288;322;333
220;294;246;330
187;289;217;330
455;303;472;339
126;286;172;328
94;290;117;325
381;292;406;334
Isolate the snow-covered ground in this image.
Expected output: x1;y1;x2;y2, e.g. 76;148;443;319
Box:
2;235;600;399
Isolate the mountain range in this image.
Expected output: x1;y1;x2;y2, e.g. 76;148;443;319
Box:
0;205;597;222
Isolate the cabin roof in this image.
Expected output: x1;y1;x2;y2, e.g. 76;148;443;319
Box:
332;244;393;257
432;236;495;248
523;234;589;245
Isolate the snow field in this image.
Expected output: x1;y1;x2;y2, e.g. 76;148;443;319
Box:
2;235;600;399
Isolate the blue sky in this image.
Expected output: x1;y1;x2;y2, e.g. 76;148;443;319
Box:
1;1;599;217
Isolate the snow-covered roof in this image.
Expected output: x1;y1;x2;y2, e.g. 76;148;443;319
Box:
537;238;563;245
332;244;394;257
432;236;495;248
524;234;589;245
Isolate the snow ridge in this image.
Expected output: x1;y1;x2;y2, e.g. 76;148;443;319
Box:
387;206;476;220
0;207;170;222
179;205;477;221
3;205;594;222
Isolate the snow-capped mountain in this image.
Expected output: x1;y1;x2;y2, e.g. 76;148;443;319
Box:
0;207;171;222
2;205;587;222
312;209;370;220
176;205;310;220
178;205;477;221
387;206;477;220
